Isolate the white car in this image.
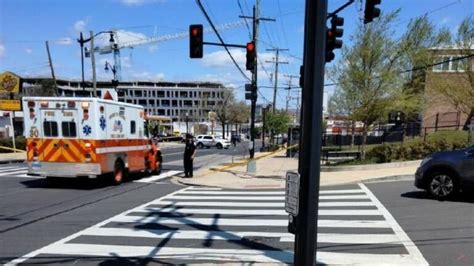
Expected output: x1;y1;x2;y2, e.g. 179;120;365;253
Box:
195;135;231;149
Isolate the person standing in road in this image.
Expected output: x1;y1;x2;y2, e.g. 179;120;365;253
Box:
183;134;196;178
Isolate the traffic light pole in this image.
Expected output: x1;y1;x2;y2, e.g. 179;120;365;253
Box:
249;4;258;159
294;0;327;265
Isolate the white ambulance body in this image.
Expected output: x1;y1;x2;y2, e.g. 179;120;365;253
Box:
22;97;161;183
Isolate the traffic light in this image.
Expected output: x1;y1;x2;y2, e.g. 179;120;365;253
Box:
326;16;344;63
189;24;203;58
364;0;381;24
245;83;257;101
246;41;256;72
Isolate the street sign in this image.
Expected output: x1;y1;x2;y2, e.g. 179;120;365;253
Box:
0;99;21;111
0;71;21;94
285;171;300;216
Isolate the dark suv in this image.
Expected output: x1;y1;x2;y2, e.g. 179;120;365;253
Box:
415;145;474;199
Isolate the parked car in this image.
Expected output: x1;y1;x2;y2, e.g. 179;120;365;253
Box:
194;135;231;149
415;145;474;199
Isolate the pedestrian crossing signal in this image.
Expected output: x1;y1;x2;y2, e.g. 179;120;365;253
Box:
189;24;203;58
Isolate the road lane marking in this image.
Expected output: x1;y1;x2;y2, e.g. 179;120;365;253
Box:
134;171;183;183
134;207;382;216
177;188;365;195
110;215;391;228
80;227;400;244
33;243;427;265
5;186;191;265
151;201;376;207
167;195;369;201
359;183;429;265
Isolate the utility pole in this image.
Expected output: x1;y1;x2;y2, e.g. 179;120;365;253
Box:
284;74;299;112
293;0;328;265
266;48;288;113
240;0;274;159
45;41;58;96
90;31;97;97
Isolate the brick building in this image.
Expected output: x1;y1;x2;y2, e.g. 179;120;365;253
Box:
422;46;473;132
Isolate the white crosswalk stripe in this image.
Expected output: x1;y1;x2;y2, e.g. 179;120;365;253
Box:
0;164;31;178
7;184;428;265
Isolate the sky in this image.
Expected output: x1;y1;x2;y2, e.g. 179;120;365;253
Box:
0;0;473;109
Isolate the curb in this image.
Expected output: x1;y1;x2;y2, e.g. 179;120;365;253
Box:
321;160;421;172
362;174;414;184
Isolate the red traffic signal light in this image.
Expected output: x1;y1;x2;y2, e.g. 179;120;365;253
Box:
189;24;203;58
246;41;256;72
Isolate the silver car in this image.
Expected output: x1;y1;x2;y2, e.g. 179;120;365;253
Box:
195;135;231;149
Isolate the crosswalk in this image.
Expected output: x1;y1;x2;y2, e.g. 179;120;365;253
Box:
0;164;31;178
7;184;428;265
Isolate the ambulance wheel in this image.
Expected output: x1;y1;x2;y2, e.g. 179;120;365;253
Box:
153;154;162;175
113;160;125;185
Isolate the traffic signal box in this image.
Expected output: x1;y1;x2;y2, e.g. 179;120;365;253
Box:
246;41;256;72
326;16;344;63
364;0;381;24
189;24;203;58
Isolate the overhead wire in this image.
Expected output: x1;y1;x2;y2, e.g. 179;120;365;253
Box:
237;0;252;40
195;0;251;82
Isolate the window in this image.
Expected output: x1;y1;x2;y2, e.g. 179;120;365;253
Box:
204;136;213;140
433;55;468;72
43;121;58;137
135;90;142;97
61;122;77;137
131;121;136;134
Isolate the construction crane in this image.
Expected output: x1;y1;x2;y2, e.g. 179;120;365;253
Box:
86;20;246;81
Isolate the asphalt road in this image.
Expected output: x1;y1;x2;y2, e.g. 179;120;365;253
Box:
0;140;262;264
367;180;474;266
161;140;262;172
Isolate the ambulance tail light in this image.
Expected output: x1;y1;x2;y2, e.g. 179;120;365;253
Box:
32;142;39;160
40;101;48;108
27;101;35;108
84;142;92;162
67;101;76;108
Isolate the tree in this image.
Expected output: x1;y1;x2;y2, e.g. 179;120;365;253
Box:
214;88;235;138
147;120;161;138
264;110;291;143
329;11;406;159
228;100;250;132
431;16;473;127
38;79;57;96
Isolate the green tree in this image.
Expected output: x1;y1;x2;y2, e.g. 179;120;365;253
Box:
38;79;57;96
329;11;406;159
264;110;291;137
147;120;161;137
228;100;249;132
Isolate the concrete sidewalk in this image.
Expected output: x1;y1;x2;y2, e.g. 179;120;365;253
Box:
0;152;26;164
173;150;419;189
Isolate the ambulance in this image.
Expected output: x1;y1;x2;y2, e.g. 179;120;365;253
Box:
22;97;162;184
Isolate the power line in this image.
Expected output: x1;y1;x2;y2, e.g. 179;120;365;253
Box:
394;0;462;26
237;0;252;40
195;0;250;81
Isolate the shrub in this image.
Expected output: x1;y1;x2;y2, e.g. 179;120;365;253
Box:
366;144;395;163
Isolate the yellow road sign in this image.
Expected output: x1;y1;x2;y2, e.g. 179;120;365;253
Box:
0;72;21;94
0;99;21;111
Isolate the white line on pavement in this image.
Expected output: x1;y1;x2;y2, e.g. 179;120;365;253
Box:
134;171;182;183
5;186;192;265
167;195;369;201
358;183;429;265
111;215;391;228
0;169;28;176
151;201;376;207
177;189;365;195
135;207;382;216
34;243;428;265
